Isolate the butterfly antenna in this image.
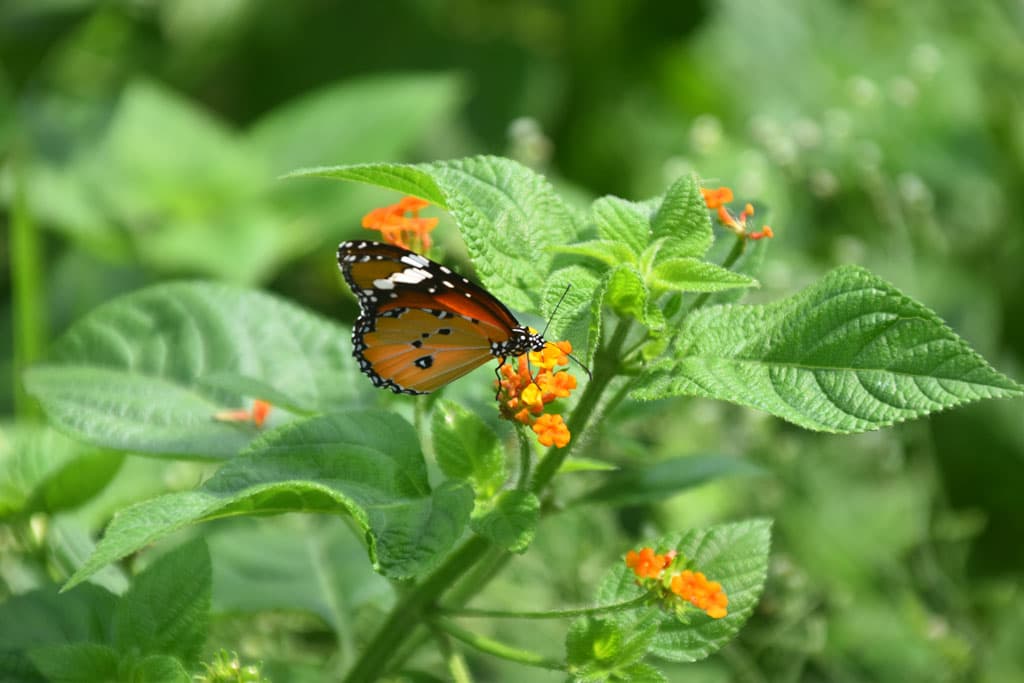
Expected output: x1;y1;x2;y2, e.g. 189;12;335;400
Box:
568;350;592;380
540;284;572;339
540;284;592;380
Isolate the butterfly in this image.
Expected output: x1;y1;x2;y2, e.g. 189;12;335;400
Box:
337;240;548;394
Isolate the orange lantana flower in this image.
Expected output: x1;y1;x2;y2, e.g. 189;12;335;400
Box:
625;547;674;580
362;196;438;252
532;413;570;448
701;186;734;209
670;570;729;619
496;337;578;448
621;546;729;620
701;185;774;242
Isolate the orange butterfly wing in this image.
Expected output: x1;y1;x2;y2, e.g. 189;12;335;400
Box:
337;241;531;394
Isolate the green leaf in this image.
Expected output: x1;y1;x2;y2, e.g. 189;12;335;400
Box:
566;612;660;681
596;519;772;663
286;162;446;205
431;400;506;499
0;424;123;517
618;661;668;683
63;412;474;589
470;489;540;554
605;265;663;333
288;155;578;311
551;240;637;268
24;282;357;458
113;537;210;666
574;455;764;507
126;655;190;682
0;584;117;679
46;518;130;595
542;266;605;367
648;257;757;294
249;72;464;174
592;195;652;256
605;266;647;321
650;175;712;259
85;80;266;226
634;266;1024;432
27;643;119;683
208;517;390;632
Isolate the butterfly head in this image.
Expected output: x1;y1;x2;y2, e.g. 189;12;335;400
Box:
491;326;547;359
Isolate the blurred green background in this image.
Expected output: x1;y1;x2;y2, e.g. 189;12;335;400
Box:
2;1;1023;681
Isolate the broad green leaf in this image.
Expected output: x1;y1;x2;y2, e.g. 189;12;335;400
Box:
84;80;266;226
0;424;122;517
208;517;391;632
593;195;652;256
63;412;474;588
542;266;604;367
618;662;668;682
650;175;712;260
551;240;637;268
28;643;119;683
132;203;305;285
249;73;464;174
287;162;446;205
574;455;764;507
470;489;540;554
0;584;117;679
595;519;772;663
127;655;190;682
76;80;298;283
566;612;661;681
634;266;1023;432
431;400;506;499
24;282;357;458
195;372;315;416
113;537;210;666
288;156;578;311
649;257;757;294
46;518;130;595
605;266;647;321
605;265;663;333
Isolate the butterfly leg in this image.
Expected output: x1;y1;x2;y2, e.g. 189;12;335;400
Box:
493;358;507;402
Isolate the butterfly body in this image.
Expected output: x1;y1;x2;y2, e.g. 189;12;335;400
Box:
337;240;546;394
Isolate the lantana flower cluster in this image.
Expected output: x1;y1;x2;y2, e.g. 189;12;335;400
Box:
496;339;578;448
701;186;774;241
361;196;438;252
625;546;729;620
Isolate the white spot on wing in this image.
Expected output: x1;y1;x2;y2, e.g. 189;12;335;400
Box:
373;278;396;290
391;268;433;284
401;254;430;267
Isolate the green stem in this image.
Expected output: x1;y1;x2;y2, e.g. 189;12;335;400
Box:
10;156;46;419
515;426;532;489
431;619;564;671
345;320;632;682
429;622;474;683
440;594;650;620
342;535;491;683
529;319;631;493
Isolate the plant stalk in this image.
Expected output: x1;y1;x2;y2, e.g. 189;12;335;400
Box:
10;156;46;419
343;319;634;682
431;618;564;670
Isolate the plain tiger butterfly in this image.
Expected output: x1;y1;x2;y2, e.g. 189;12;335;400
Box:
337;240;549;394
